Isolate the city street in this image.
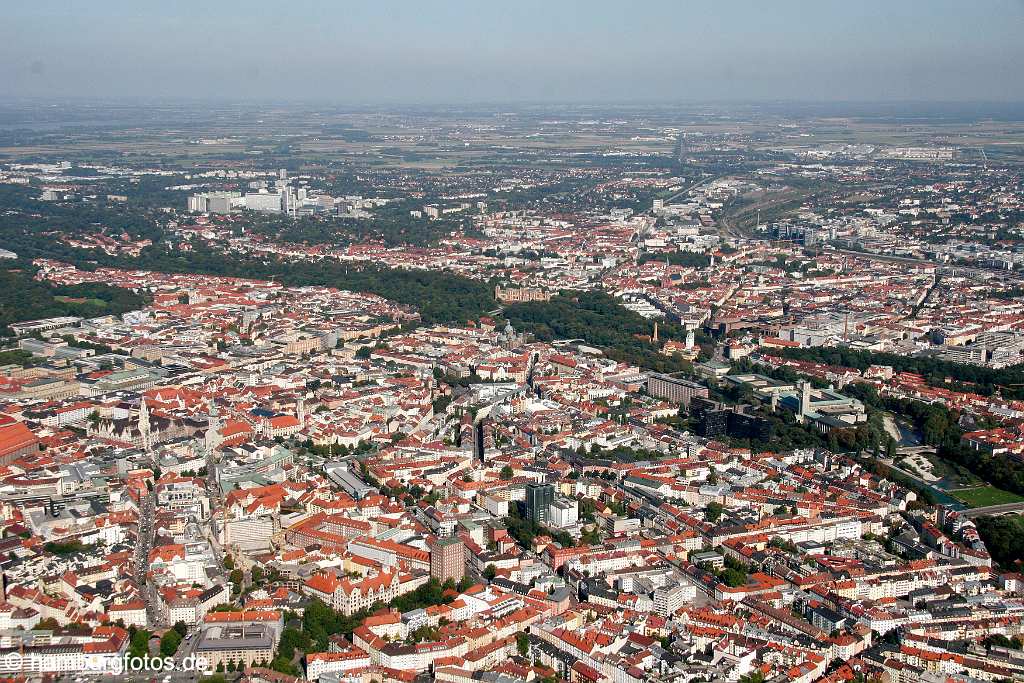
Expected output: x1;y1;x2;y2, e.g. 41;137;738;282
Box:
134;489;162;628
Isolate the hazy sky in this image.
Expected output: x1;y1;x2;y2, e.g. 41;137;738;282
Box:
2;0;1022;103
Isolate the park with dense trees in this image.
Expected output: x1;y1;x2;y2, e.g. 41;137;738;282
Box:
974;514;1024;570
0;260;150;335
505;290;705;373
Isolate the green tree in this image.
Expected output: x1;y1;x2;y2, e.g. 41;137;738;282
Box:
975;514;1024;570
516;632;530;657
270;656;299;676
159;630;182;657
705;501;723;524
229;568;244;593
128;629;151;659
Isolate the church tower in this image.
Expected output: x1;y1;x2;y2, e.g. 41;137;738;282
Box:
205;401;223;454
138;397;152;451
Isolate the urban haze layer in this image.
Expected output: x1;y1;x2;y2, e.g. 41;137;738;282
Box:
0;99;1023;683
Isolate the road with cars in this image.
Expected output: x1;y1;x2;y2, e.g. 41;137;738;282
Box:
134;489;163;628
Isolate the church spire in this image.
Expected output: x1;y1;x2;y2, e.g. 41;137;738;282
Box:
205;400;222;454
138;396;151;451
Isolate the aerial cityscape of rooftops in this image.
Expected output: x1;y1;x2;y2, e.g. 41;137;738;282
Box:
2;2;1024;683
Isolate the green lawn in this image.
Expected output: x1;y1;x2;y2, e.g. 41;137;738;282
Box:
951;486;1024;508
53;295;107;306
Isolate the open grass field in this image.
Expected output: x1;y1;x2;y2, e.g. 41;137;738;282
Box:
53;295;107;306
951;486;1024;508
